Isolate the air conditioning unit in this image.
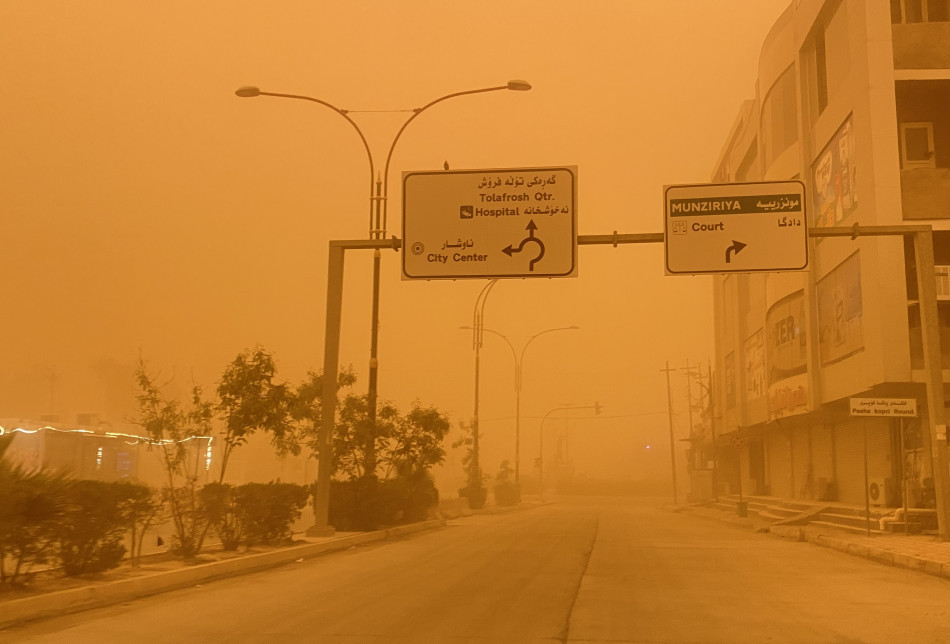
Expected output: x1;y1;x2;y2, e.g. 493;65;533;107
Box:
867;477;888;507
936;266;950;299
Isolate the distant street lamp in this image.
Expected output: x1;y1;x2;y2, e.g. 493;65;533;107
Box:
460;324;579;485
236;81;531;531
538;402;601;497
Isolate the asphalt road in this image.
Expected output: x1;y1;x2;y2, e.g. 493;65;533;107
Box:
7;497;950;643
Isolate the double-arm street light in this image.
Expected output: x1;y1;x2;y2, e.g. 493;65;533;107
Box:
235;81;530;529
538;402;601;497
461;324;579;486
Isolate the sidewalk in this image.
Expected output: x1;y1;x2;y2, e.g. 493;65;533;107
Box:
683;503;950;581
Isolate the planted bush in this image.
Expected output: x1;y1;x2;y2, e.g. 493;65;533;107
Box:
493;460;520;507
381;471;438;523
238;482;309;546
57;480;150;576
0;460;68;586
329;472;438;531
328;478;383;532
199;482;243;550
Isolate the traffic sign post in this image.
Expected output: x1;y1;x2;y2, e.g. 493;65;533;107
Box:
402;167;577;279
664;180;808;274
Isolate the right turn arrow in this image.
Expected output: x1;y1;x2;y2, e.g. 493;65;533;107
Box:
725;240;747;264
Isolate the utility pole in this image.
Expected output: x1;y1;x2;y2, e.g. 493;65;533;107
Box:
685;358;695;450
661;361;679;504
708;359;719;502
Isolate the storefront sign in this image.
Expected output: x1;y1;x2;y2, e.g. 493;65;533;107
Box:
849;397;918;417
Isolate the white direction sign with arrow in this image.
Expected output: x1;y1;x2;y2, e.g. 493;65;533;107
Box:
402;167;577;279
664;180;808;275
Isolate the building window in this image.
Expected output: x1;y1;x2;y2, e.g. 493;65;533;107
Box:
762;66;798;167
892;0;950;22
735;138;757;181
815;29;829;113
901;122;936;168
806;1;849;120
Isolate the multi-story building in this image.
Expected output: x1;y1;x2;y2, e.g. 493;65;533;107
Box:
709;0;950;509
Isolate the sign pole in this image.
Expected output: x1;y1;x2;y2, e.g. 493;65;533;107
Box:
864;418;871;536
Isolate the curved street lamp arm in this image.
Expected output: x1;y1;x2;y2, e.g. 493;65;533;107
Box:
254;91;376;235
517;326;579;391
472;279;499;349
381;85;511;234
478;327;518;385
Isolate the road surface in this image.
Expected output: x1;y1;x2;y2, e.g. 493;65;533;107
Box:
6;497;950;643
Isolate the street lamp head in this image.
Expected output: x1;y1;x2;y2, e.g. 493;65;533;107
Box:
235;86;261;98
506;80;532;91
568;325;580;330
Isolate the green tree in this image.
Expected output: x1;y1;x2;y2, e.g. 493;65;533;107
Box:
132;358;212;558
216;347;295;481
383;401;450;478
123;483;164;567
289;366;357;459
333;393;399;480
452;420;487;509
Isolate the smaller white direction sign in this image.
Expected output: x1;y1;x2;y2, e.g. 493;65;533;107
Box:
402;167;577;280
664;180;808;274
850;397;918;418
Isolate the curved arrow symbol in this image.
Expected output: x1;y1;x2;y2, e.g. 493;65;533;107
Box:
725;240;747;264
502;220;546;271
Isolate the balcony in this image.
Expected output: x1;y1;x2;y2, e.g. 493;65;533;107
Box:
901;168;950;219
892;23;950;70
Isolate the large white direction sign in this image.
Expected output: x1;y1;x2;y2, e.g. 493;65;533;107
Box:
402;167;577;279
664;180;808;274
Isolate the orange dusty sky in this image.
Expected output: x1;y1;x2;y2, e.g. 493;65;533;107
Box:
1;1;790;478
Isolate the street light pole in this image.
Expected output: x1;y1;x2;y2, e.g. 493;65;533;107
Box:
461;324;579;489
468;280;498;506
515;327;579;484
236;82;530;524
539;402;601;498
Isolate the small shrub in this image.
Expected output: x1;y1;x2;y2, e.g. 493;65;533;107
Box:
199;483;243;550
493;460;520;507
458;484;487;510
328;478;382;532
0;461;68;586
329;473;438;531
57;480;144;576
493;481;520;506
238;482;309;546
384;471;438;523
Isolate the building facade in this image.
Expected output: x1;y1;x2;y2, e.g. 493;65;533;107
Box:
708;0;950;508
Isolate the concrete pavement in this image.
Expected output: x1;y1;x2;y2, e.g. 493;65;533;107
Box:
0;497;543;632
0;519;444;631
684;502;950;582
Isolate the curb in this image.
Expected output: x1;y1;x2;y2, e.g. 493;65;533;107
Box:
802;531;950;581
0;519;443;631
